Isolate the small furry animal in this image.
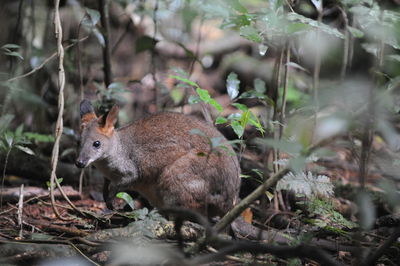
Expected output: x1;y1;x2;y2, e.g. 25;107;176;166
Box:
76;100;240;217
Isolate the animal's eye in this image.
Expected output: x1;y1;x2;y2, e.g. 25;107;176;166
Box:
93;141;101;148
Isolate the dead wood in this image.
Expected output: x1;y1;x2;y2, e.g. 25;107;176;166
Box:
0;186;80;203
1;150;82;185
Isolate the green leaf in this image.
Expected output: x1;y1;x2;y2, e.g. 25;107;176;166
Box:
288;155;307;173
1;44;20;50
239;26;262;43
231;120;244;138
108;82;127;92
215;116;228;124
170;75;199;88
4;51;23;60
116;192;136;210
15;124;23;137
136;35;158;53
4;133;13;148
232;103;248;112
15;145;35;156
239;110;251;129
46;178;63;189
226;72;240;99
386;54;400;62
286;62;309;72
92;28;105;47
0;114;14;134
171;88;184;104
310;0;322;12
287;12;345;39
196;88;223;112
347;26;364;38
223;0;248;13
256;138;303;154
286;23;310;34
85;8;100;26
60;148;75;158
248;112;265;135
188;95;200;104
171;67;189;78
254;78;266;94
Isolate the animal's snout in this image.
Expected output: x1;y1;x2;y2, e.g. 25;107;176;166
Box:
75;159;86;168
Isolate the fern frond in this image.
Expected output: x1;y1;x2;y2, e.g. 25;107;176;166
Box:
276;171;334;198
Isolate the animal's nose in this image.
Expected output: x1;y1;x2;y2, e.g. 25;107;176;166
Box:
75;160;86;168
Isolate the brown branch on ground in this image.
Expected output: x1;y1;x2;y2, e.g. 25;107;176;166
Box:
192;239;343;266
362;226;400;266
24;218;89;237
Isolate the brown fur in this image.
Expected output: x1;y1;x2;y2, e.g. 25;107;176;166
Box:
81;113;97;127
77;104;241;217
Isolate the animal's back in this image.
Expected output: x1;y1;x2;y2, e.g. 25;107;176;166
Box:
119;112;240;216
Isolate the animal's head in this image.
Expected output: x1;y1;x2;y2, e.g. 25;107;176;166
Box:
75;100;119;168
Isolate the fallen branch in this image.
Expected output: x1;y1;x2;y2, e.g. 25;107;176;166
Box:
362;226;400;266
192;239;343;266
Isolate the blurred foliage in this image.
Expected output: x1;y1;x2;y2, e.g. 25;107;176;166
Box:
0;2;399;261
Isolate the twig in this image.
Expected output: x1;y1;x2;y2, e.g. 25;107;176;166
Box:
8;0;24;71
6;37;89;83
111;18;132;54
362;226;400;266
214;136;336;233
192;240;342;266
279;42;290;140
50;0;83;220
99;0;113;86
0;238;101;266
214;167;290;232
69;241;101;266
338;6;349;81
25;217;89;237
17;184;24;239
188;18;203;77
76;15;86;195
272;48;284;173
206;246;247;264
151;0;159;111
187;18;212;123
78;171;84;195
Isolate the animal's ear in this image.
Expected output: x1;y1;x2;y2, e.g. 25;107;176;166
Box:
105;105;119;128
98;105;119;136
80;100;97;126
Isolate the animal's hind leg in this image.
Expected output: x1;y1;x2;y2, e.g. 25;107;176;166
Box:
158;154;211;215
